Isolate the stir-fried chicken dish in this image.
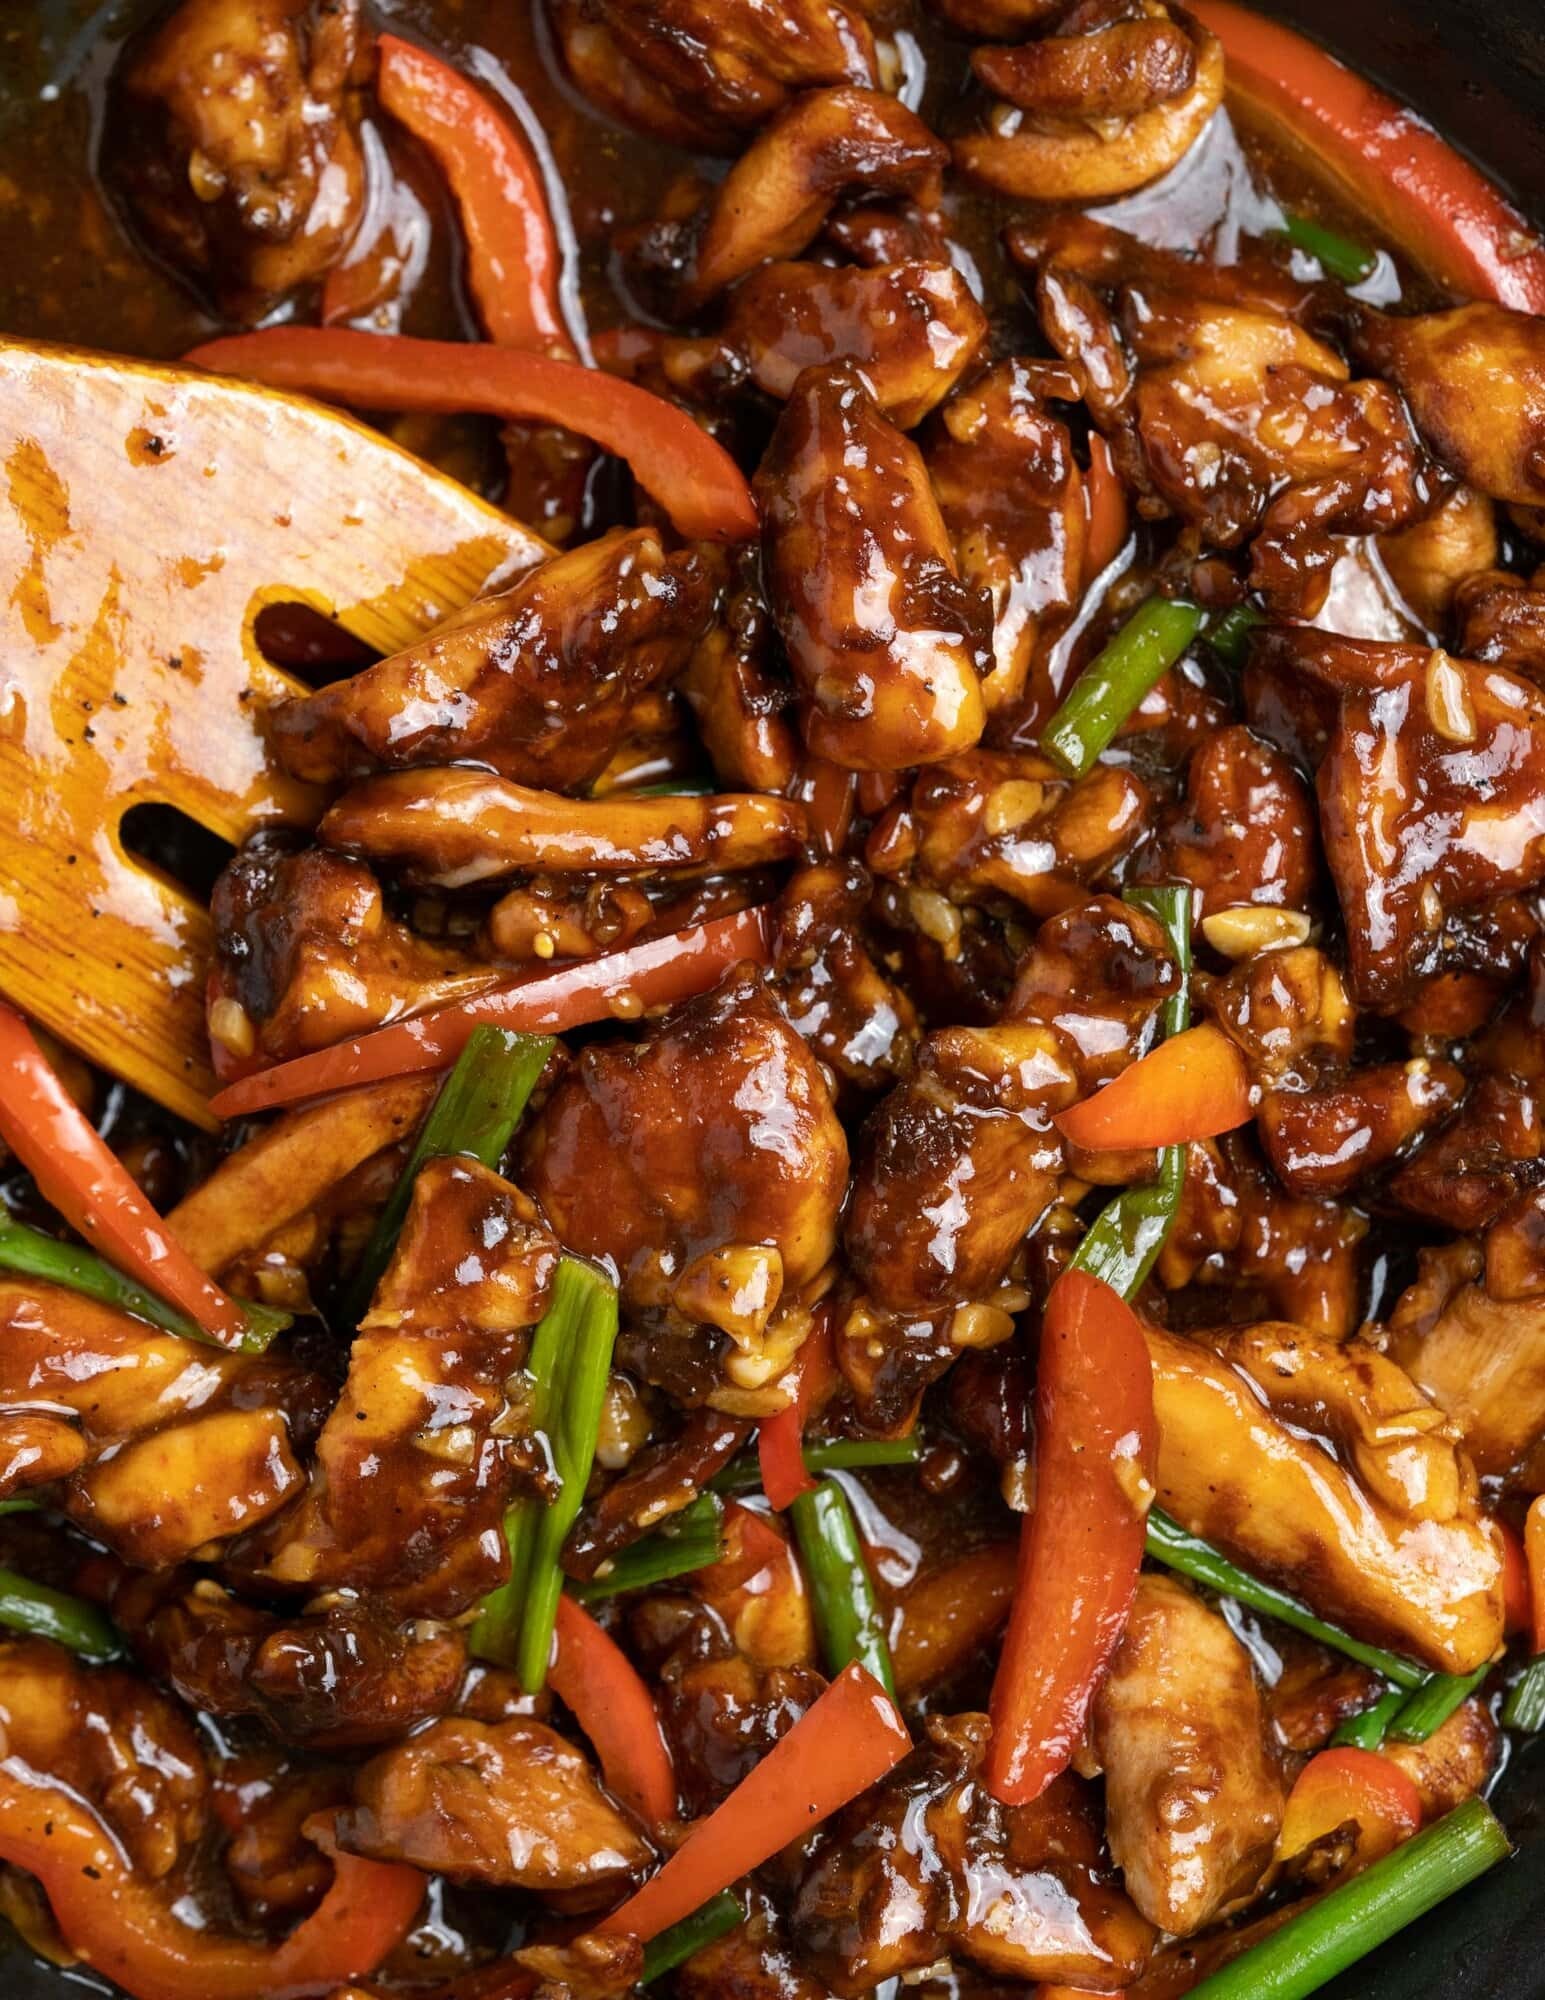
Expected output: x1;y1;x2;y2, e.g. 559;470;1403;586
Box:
3;1;1545;1996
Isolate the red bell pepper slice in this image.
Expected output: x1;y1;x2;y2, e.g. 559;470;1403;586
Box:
1277;1746;1423;1871
184;329;758;544
1499;1518;1531;1638
550;1595;678;1833
0;1005;249;1349
374;35;573;357
1191;1;1545;312
209;907;772;1117
1081;434;1128;585
0;1782;422;2000
1526;1496;1545;1655
1054;1021;1252;1153
985;1268;1157;1806
597;1662;910;1942
758;1309;836;1510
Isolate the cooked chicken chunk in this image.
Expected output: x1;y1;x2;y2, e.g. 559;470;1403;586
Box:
113;0;368;316
1388;1245;1545;1479
338;1716;649;1894
757;363;990;770
1093;1575;1284;1935
273;530;714;791
1147;1322;1505;1673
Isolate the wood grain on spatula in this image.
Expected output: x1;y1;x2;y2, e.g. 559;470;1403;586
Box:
0;337;548;1127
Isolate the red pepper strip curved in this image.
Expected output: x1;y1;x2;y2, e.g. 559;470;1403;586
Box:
376;35;573;357
1277;1747;1422;1870
1499;1519;1531;1637
1191;1;1545;312
984;1268;1156;1806
0;1782;422;2000
758;1309;837;1510
210;907;772;1117
550;1596;678;1833
1053;1021;1252;1153
1081;434;1128;585
0;1005;249;1349
184;330;758;544
1526;1496;1545;1654
598;1662;910;1943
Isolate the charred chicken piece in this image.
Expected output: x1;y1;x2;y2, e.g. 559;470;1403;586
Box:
773;861;920;1097
1139;724;1320;919
757;364;990;770
236;1157;559;1615
112;0;368;318
551;0;878;153
273;530;714;791
1093;1573;1284;1936
724;259;988;427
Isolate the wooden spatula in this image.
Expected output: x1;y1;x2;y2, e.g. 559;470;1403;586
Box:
0;337;549;1128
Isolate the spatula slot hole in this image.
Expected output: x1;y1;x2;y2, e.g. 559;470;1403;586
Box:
120;803;235;903
253;601;381;687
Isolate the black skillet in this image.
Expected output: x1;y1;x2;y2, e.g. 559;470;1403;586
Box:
2;0;1544;1992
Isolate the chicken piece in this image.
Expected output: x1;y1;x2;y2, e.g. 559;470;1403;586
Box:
1204;945;1353;1090
240;1157;558;1614
845;1022;1076;1313
773;862;920;1098
212;1749;349;1923
1263;1640;1382;1755
1456;565;1545;678
0;1280;317;1564
167;1077;436;1275
1351;302;1545;508
678;547;800;794
1392;1075;1543;1232
724;260;987;428
1259;1058;1466;1200
869;752;1149;921
1139;725;1320;919
0;1639;207;1884
1157;1134;1365;1339
116;1572;465;1749
889;1540;1017;1697
112;0;367;317
338;1716;649;1896
680;88;949;309
1388;1244;1545;1479
1257;629;1545;1008
677;1888;832;2000
957;3;1223;201
792;1713;1155;1993
0;1412;86;1494
686;1500;817;1669
1006;893;1181;1091
564;1409;750;1579
1383;1699;1498;1820
523;967;848;1338
210;840;499;1067
756;362;990;770
484;868;770;966
320;767;806;888
1146;1321;1505;1674
649;1626;825;1812
1093;1574;1283;1936
1204;1322;1466;1523
551;0;877;152
927;358;1087;717
975;10;1198;117
1379;486;1498;632
273;530;713;790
